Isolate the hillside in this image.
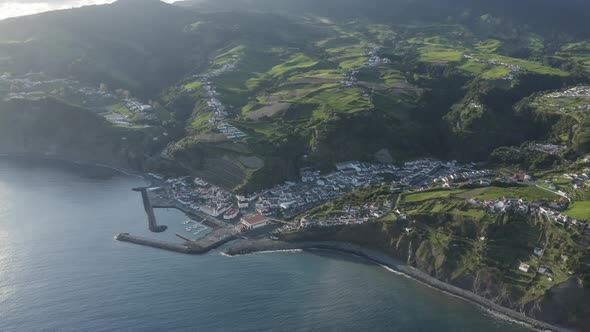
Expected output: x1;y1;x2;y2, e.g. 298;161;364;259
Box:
0;97;167;170
285;184;590;328
180;0;590;36
0;0;201;97
1;2;590;329
0;0;589;192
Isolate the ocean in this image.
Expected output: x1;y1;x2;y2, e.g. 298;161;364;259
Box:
0;158;533;332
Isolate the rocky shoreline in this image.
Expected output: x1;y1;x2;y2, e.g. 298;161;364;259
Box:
226;239;573;332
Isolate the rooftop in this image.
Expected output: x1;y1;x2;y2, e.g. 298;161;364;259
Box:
242;214;269;225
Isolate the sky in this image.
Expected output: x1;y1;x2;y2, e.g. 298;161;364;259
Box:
0;0;178;21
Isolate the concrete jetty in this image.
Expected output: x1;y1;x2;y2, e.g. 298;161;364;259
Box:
116;233;195;253
133;187;167;233
115;232;237;255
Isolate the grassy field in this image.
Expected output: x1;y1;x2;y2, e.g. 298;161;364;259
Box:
183;80;202;91
480;66;512;79
458;186;560;201
403;189;466;202
268;53;319;77
106;103;130;116
476;54;569;77
563;201;590;220
419;48;463;63
405;198;486;219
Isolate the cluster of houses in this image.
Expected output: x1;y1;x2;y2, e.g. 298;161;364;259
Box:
562;173;589;190
436;170;494;186
193;59;240;128
168;177;236;219
528;143;567;155
0;72;157;127
538;206;581;225
1;73;117;106
299;201;392;229
165;159;468;228
125;100;153;113
468;196;583;228
518;248;561;281
252;168;378;217
546;86;590;99
543;86;590;112
255;160;463;218
217;123;247;139
463;54;524;80
341;43;391;87
399;159;468;187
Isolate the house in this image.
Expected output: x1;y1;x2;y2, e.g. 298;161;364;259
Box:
534;247;544;257
538;266;552;276
513;173;526;182
519;262;530;273
279;201;297;210
335;161;361;174
240;214;270;230
224;208;239;220
238;200;249;209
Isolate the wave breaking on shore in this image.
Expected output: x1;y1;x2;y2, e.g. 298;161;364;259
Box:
225;239;570;332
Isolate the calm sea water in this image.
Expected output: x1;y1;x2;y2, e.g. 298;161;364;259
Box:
0;158;533;332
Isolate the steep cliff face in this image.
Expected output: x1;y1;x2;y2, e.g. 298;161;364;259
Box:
0;98;156;170
282;221;590;330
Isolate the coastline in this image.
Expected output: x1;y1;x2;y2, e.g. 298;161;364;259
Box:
225;239;573;332
0;153;147;180
0;154;577;331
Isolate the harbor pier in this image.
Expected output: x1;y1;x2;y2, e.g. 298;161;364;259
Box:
133;187;167;233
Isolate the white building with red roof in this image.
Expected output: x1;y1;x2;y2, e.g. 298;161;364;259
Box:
240;214;270;230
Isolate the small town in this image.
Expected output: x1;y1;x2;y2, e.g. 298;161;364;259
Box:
147;159;477;237
545;86;590;100
0;72;157;128
341;43;391;87
463;53;525;80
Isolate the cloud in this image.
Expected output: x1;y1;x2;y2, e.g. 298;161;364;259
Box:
0;0;176;21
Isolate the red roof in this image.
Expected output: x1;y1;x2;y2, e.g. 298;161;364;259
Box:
241;214;269;226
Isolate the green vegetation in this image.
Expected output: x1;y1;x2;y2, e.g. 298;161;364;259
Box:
268;54;319;77
183;81;202;91
564;201;590;220
296;182;589;312
419;49;463;63
458;185;560;201
403;189;466;202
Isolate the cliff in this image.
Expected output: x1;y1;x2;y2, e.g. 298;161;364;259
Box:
277;222;590;330
0;98;158;170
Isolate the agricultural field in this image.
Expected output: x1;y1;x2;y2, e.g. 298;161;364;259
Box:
169;18;586;193
457;185;560;202
524;86;590;152
402;189;466;203
556;40;590;72
398;24;569;79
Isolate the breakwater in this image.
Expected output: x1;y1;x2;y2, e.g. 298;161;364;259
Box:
116;233;195;253
115;231;237;255
226;239;571;332
133;187;167;233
